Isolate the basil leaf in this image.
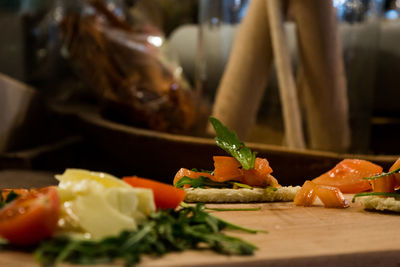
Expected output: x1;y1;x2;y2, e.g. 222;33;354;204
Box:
209;117;256;170
190;168;213;174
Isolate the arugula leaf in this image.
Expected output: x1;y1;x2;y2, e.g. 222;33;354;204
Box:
209;117;256;170
231;182;253;189
34;204;261;266
191;168;213;174
175;176;253;189
363;167;400;180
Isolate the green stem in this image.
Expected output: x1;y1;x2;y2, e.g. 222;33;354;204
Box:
352;192;400;202
206;207;261;212
363;167;400;180
211;215;268;234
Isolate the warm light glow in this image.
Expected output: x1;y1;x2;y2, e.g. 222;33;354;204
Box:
147;36;163;47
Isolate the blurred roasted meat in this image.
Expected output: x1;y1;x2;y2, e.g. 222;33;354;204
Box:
60;0;198;134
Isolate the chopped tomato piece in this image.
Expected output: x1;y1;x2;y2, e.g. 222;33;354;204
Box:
241;158;276;187
315;185;349;208
312;159;382;193
389;157;400;188
213;156;243;182
370;157;400;193
294;181;317;206
371;176;396;193
175;157;277;188
123;176;186;210
0;186;60;245
173;168;214;187
295;181;349;208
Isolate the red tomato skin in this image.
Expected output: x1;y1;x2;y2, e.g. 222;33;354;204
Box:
312;159;382;193
0;186;60;245
123;176;186;210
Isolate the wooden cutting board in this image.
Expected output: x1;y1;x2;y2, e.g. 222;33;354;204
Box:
1;195;399;266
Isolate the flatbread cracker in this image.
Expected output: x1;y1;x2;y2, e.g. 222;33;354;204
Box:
357;196;400;212
184;186;301;203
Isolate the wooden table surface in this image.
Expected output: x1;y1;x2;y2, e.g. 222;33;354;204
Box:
1;194;399;267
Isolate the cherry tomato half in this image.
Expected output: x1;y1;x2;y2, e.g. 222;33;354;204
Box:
0;186;60;245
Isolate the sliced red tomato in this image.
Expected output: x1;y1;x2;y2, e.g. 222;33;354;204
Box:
312;159;382;193
123;176;186;210
0;186;60;245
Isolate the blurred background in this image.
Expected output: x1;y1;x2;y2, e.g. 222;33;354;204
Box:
0;0;399;184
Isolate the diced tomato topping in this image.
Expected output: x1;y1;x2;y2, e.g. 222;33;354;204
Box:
174;157;277;188
389;157;400;189
371;176;396;193
241;158;276;187
173;168;214;187
213;156;243;182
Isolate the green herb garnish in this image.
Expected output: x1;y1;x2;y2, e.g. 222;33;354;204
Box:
205;207;262;212
0;190;19;209
209;117;256;170
175;176;253;189
181;203;262;212
191;168;214;174
34;204;261;266
352;192;400;202
266;186;278;192
363;167;400;180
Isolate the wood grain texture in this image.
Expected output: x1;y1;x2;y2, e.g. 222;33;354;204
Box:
1;196;400;266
